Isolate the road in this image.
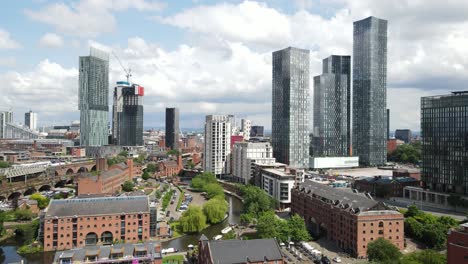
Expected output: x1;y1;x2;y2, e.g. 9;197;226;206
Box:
382;199;466;221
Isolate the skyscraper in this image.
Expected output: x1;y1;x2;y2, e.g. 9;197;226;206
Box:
272;47;310;168
203;115;234;177
0;111;13;139
79;47;109;147
112;81;144;146
421;91;468;195
313;55;351;157
241;119;251;140
353;16;388;166
24;110;37;131
165;108;180;150
250;126;264;137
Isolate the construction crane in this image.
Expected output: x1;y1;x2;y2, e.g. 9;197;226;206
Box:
112;51;132;83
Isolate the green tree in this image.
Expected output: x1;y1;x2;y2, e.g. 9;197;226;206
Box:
179;206;207;233
203;197;228;224
187;160;195;169
0;161;10;168
118;151;129;157
387;143;421;164
367;238;402;263
400;249;446;264
29;193;50;209
141;171;150;181
146;163;158;173
421;223;448;250
240;185;276;217
404;205;423;218
155;190;162;199
257;211;281;240
287;214;311;242
405;217;424;240
167;149;180;156
14;209;34;221
15;220;40;245
122;181;135;192
205;183;224;199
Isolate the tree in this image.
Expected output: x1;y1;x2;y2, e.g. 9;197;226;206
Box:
405;217;424;240
187;160;195;169
14;209;34;221
203;197;228;224
146;163;158;173
122;181;135;192
287;214;311;242
367;238;402;263
400;249;446;264
191;172;217;190
257;211;281;240
387;143;421;164
179;206;207;233
29;193;50;209
167;149;180;156
142;171;150;181
118;151;129;157
205;183;224;199
404;205;423;218
240;185;277;217
0;161;10;168
155;190;162;200
421;223;448;250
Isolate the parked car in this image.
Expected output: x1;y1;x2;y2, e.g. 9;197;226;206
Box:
332;257;342;263
166;211;170;217
321;256;331;264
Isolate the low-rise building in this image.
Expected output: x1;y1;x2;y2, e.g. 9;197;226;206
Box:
53;242;162;264
310;156;359;169
198;235;284;264
154;155;183;178
232;141;275;184
392;168;421;181
291;180;404;258
261;167;304;208
354;176;420;198
42;196;152;251
448;223;468;264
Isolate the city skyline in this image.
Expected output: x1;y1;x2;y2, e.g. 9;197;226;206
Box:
1;1;467;131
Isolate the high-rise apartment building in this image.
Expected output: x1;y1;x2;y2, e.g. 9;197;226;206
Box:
353;16;388;166
232;141;275;184
250;126;264;137
112;81;144;146
421;91;468;195
272;47;310;168
313;55;351;157
79;48;109;147
165;108;180;150
395;129;412;144
203;115;234;177
241;119;251;141
0;111;13;139
24;111;37;131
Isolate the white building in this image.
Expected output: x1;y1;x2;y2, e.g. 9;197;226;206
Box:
0;111;13;139
232;141;275;184
261;167;305;207
24;111;38;132
310;156;359;169
203;115;234;177
241;119;251;140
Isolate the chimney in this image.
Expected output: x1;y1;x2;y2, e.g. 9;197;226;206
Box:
177;154;183;170
96;158;108;172
126;158;134;180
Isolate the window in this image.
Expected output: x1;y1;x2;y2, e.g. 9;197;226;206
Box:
378;230;383;235
362;231;366;234
378;222;383;227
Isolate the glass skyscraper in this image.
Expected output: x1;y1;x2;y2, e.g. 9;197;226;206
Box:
272;47;310;168
313;55;351;157
165;107;180;150
79;48;109;147
421;91;468;195
352;16;388;166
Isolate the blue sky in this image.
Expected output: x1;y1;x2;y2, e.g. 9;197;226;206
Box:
1;0;468;131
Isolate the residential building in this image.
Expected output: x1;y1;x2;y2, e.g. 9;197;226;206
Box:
112;81;144;146
387;109;390;140
232;141;275;184
165;108;179;150
353;16;388;166
24;111;38;131
241;119;251;140
354;176;420;198
198;235;284;264
447;223;468;264
395;129;412;144
313;55;351;157
292;180;404;258
53;242;162;264
250;125;264;137
421;91;468;194
42;196;153;251
261;167;304;207
203;115;234;177
272;47;310;168
387;138;404;153
78;47;109;147
0;111;13;139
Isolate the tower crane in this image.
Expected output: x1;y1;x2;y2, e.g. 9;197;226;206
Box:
112;51;132;83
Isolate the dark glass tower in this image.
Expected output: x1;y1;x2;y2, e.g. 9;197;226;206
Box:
165;108;179;150
112;82;144;146
421;91;468;195
352;16;388;166
313;55;351;157
272;47;310;168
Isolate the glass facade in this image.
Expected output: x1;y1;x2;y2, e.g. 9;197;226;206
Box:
79;48;109;147
112;83;144;146
165;108;180;150
313;55;351;157
421;92;468;195
272;47;310;168
352;16;388;166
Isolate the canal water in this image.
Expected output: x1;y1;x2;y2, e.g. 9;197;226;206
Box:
0;194;243;263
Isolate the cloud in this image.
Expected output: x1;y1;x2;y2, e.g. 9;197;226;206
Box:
39;33;64;48
0;57;16;67
25;0;165;37
0;29;20;49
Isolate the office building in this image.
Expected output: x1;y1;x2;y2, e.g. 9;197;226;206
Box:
447;223;468;264
165;108;179;150
353;16;388;166
78;48;109;147
313;55;351;157
292;180;404;258
261;167;304;207
232;141;275;184
42;196;152;251
272;47;310;168
250;125;264;137
24;111;37;131
421;91;468;194
0;111;13;139
395;129;412;144
241;119;251;140
112;81;144;146
203;115;234;177
387;109;390;140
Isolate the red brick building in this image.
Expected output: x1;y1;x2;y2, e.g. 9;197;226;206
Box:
291;180;404;258
354;176;420;198
154;155;183;177
392;168;421;181
42;196;153;252
448;223;468;264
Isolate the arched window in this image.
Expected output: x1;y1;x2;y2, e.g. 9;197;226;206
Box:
379;221;384;227
85;232;98;245
101;231;113;245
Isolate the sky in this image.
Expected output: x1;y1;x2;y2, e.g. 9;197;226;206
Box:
1;0;467;131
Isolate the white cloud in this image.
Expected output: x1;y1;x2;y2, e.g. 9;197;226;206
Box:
0;29;20;49
39;33;64;48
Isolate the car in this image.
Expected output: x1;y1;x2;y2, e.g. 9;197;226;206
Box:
332;257;342;263
321;256;331;264
166;211;170;217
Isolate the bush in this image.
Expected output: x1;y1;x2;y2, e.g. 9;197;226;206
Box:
29;193;50;209
142;172;150;181
400;249;446;264
203;197;228;224
162;190;174;211
367;238;402;263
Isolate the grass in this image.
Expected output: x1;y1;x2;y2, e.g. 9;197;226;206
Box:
17;244;43;254
162;254;184;263
176;185;185;211
169;221;182;238
162;190;175;211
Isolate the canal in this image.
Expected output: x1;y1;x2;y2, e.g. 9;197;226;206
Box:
0;194;243;263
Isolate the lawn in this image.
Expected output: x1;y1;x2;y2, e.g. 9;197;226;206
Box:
162;254;185;263
169;221;182;239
